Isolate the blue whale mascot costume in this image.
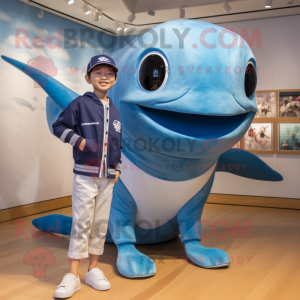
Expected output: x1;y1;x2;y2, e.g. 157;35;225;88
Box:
2;19;282;278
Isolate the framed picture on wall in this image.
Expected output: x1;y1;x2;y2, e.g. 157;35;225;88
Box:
243;123;274;154
276;123;300;154
255;90;276;118
277;89;300;118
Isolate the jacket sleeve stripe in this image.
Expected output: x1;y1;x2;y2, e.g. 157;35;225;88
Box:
69;133;80;146
60;129;73;142
115;162;121;173
65;131;74;143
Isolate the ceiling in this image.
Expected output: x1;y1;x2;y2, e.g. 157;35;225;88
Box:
123;0;244;13
20;0;300;36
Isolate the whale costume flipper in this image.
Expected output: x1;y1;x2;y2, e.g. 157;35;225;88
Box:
108;179;156;277
177;170;230;268
108;177;180;277
32;213;115;241
1;55;75;135
177;149;282;269
46;97;63;134
217;148;283;181
1;55;78;111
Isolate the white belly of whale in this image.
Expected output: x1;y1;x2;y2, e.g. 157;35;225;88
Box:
120;153;216;229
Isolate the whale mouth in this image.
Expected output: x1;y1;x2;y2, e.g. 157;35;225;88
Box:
138;105;249;139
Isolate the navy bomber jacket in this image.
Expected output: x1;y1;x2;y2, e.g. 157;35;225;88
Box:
52;92;122;179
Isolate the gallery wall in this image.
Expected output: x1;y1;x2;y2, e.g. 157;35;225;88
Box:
0;0;299;211
0;0;116;210
211;15;300;199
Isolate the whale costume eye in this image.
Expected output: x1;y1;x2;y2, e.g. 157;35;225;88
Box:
138;51;168;92
244;61;257;98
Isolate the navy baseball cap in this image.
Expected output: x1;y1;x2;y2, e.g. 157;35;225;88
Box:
87;54;118;74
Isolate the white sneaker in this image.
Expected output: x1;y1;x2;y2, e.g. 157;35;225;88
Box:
54;273;81;299
85;267;110;291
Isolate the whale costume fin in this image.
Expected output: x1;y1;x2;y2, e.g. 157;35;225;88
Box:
31;213;115;242
1;55;82;136
177;170;230;268
108;179;156;278
1;55;79;110
216;149;283;181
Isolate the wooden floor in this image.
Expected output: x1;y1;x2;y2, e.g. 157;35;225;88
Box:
0;203;300;300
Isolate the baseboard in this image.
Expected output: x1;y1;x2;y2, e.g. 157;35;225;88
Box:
1;193;299;223
0;196;72;223
207;194;300;210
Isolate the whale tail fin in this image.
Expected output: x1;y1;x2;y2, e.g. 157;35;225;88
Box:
217;148;283;181
32;214;73;235
1;55;79;110
31;214;114;242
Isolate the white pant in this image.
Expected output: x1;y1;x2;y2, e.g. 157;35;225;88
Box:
67;173;114;259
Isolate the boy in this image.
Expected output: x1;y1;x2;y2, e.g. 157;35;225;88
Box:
52;54;122;298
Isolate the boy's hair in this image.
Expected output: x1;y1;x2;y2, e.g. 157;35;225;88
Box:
87;64;117;79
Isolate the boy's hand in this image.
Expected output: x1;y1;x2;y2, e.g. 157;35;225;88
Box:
79;139;86;151
114;171;120;184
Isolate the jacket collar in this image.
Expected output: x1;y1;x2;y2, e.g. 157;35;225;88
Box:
84;92;113;107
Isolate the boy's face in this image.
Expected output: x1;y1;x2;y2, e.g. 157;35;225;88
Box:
85;65;117;92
